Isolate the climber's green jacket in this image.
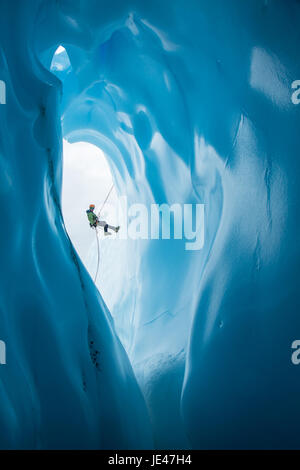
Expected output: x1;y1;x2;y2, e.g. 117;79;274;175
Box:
86;209;98;227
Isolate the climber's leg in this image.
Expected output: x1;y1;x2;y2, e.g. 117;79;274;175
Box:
107;224;120;233
98;220;120;235
104;223;112;236
97;220;107;228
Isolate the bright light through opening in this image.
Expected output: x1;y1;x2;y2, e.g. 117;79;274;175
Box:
61;140;120;279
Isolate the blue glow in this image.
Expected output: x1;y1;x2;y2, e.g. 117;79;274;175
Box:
0;0;300;450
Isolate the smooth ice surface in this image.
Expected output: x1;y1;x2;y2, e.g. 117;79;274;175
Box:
1;0;300;449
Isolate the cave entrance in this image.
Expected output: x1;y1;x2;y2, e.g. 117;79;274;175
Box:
49;44;126;320
50;46;122;288
61;139;120;283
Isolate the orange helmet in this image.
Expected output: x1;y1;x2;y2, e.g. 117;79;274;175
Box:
89;204;95;210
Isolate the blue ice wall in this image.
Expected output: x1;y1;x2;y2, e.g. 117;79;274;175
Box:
0;0;152;449
1;0;300;449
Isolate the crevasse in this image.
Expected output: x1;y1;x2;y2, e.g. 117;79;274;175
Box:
0;0;300;450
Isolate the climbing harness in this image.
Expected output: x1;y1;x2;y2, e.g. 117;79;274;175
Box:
93;183;114;283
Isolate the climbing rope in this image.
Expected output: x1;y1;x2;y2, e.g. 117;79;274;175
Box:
94;227;100;283
97;183;114;218
93;183;114;283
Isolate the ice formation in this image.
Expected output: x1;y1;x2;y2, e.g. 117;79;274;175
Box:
0;0;300;449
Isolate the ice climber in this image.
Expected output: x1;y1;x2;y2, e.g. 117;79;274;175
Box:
86;204;120;236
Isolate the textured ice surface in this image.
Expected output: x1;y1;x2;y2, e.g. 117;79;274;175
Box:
0;0;151;450
1;0;300;449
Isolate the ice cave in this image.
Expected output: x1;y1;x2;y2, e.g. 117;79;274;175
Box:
0;0;300;450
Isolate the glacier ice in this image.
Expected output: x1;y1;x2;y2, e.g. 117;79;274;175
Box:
0;0;300;450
